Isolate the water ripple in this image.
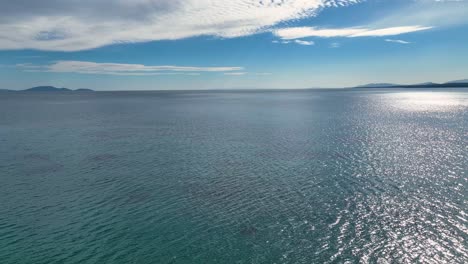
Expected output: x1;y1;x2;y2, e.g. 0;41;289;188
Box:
0;90;466;263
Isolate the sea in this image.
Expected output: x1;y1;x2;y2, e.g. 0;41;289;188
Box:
0;89;467;263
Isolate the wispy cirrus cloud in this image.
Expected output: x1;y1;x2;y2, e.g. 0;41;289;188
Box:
272;39;314;45
1;0;464;52
274;26;432;39
0;0;361;51
373;0;468;29
385;39;411;44
273;1;468;41
224;72;247;76
17;61;244;76
294;40;315;46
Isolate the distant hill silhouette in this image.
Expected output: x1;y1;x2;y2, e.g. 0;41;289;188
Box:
0;86;94;92
25;86;72;92
356;79;468;89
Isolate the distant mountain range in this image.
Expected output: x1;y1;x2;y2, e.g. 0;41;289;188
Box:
0;86;94;92
1;81;467;92
356;79;468;89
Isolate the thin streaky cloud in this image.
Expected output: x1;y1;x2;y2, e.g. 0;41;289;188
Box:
17;61;244;76
294;40;315;46
350;26;432;37
273;40;291;44
274;26;432;39
385;39;411;44
272;39;314;45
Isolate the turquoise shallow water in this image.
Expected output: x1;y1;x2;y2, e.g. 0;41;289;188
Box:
0;89;467;263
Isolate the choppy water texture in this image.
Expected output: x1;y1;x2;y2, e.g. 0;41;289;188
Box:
0;89;467;264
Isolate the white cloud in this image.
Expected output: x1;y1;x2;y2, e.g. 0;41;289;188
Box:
272;40;291;44
0;0;361;51
350;26;432;37
272;1;468;41
294;40;315;45
385;39;411;44
275;27;362;39
2;1;464;51
274;25;432;39
17;61;244;76
272;39;314;45
224;72;247;76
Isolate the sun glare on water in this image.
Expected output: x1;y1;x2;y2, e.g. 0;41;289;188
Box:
384;91;468;112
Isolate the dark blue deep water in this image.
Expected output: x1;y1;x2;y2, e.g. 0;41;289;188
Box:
0;89;467;263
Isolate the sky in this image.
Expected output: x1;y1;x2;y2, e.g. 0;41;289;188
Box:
0;0;467;90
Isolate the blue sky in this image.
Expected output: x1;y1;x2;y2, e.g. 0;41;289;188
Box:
0;0;467;90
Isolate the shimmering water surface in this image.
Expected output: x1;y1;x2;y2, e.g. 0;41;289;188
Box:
0;89;467;263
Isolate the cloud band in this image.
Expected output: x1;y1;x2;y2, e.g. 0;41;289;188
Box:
17;61;244;76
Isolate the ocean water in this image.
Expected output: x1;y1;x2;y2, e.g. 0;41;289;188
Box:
0;89;466;264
